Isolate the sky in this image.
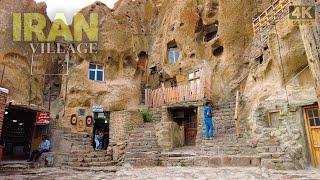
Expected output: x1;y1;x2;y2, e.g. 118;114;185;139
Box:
34;0;118;24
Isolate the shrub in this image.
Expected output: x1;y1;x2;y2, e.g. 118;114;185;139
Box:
142;109;152;123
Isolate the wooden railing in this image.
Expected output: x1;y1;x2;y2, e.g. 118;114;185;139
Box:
253;0;292;34
145;79;211;107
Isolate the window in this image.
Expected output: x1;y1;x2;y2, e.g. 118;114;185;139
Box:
189;70;201;96
267;110;281;127
188;70;201;80
169;47;179;64
88;64;104;81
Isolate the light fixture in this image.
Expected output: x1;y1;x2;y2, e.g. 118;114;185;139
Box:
4;111;8;115
19;123;23;126
12;120;17;123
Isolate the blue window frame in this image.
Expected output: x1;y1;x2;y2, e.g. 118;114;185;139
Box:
88;64;104;81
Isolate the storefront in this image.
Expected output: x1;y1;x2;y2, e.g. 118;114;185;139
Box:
0;105;50;160
92;105;109;150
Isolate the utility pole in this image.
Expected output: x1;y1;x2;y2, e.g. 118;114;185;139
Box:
297;0;320;107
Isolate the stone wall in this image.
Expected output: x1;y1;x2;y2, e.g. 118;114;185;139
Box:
156;105;205;151
196;106;204;144
109;110;143;161
0;88;8;135
155;107;183;151
248;100;313;169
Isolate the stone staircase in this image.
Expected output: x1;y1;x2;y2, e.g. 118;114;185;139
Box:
124;122;161;166
54;132;115;168
256;129;296;170
125;99;298;169
0;161;34;172
158;99;261;167
199;99;256;156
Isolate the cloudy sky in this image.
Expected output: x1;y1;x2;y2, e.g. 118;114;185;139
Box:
34;0;118;23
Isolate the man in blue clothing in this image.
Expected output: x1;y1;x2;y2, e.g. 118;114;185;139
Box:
27;135;50;162
204;102;214;140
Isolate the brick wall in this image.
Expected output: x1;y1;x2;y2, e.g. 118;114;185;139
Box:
0;88;8;136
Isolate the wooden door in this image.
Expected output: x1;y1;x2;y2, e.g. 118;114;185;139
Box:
184;109;197;146
304;105;320;167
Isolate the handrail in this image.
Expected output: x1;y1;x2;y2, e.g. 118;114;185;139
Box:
234;90;240;137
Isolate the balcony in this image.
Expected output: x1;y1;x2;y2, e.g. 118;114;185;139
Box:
145;78;211;107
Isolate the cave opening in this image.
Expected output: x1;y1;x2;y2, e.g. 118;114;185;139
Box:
204;22;219;42
256;55;264;64
212;46;224;57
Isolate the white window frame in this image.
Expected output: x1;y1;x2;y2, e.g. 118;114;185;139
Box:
189;70;201;96
88;63;104;81
169;47;179;64
188;70;201;81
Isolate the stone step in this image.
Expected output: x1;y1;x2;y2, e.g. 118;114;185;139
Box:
129;141;158;146
127;147;162;153
128;138;158;142
261;158;295;169
127;155;261;167
125;151;159;159
0;161;33;171
63;161;115;167
256;146;283;153
259;152;286;159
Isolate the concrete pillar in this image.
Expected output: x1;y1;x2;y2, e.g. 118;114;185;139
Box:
0;88;8;136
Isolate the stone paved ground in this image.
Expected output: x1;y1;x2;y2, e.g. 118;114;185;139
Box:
1;166;320;180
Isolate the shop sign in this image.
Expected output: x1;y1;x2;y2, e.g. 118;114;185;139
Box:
36;112;50;125
92;104;103;112
176;74;185;83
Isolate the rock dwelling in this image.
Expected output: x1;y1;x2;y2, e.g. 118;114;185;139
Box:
0;0;319;171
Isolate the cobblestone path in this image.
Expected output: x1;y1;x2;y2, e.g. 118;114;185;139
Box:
1;166;320;180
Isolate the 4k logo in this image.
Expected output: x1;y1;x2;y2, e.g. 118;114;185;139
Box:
289;5;316;26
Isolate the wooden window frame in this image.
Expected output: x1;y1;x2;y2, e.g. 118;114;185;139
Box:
267;110;281;127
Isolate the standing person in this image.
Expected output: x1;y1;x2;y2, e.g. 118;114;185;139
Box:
27;135;50;162
98;131;104;149
94;130;101;150
204;102;214;140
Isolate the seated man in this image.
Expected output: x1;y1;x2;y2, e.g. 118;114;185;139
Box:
27;135;50;162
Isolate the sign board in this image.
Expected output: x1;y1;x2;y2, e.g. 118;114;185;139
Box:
176;74;185;83
92;104;103;112
97;112;106;119
36;112;50;125
78;109;86;116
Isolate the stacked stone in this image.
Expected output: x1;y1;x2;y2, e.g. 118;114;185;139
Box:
109;111;144;163
54;132;114;168
0;88;8;136
200;98;253;156
124;123;161;166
